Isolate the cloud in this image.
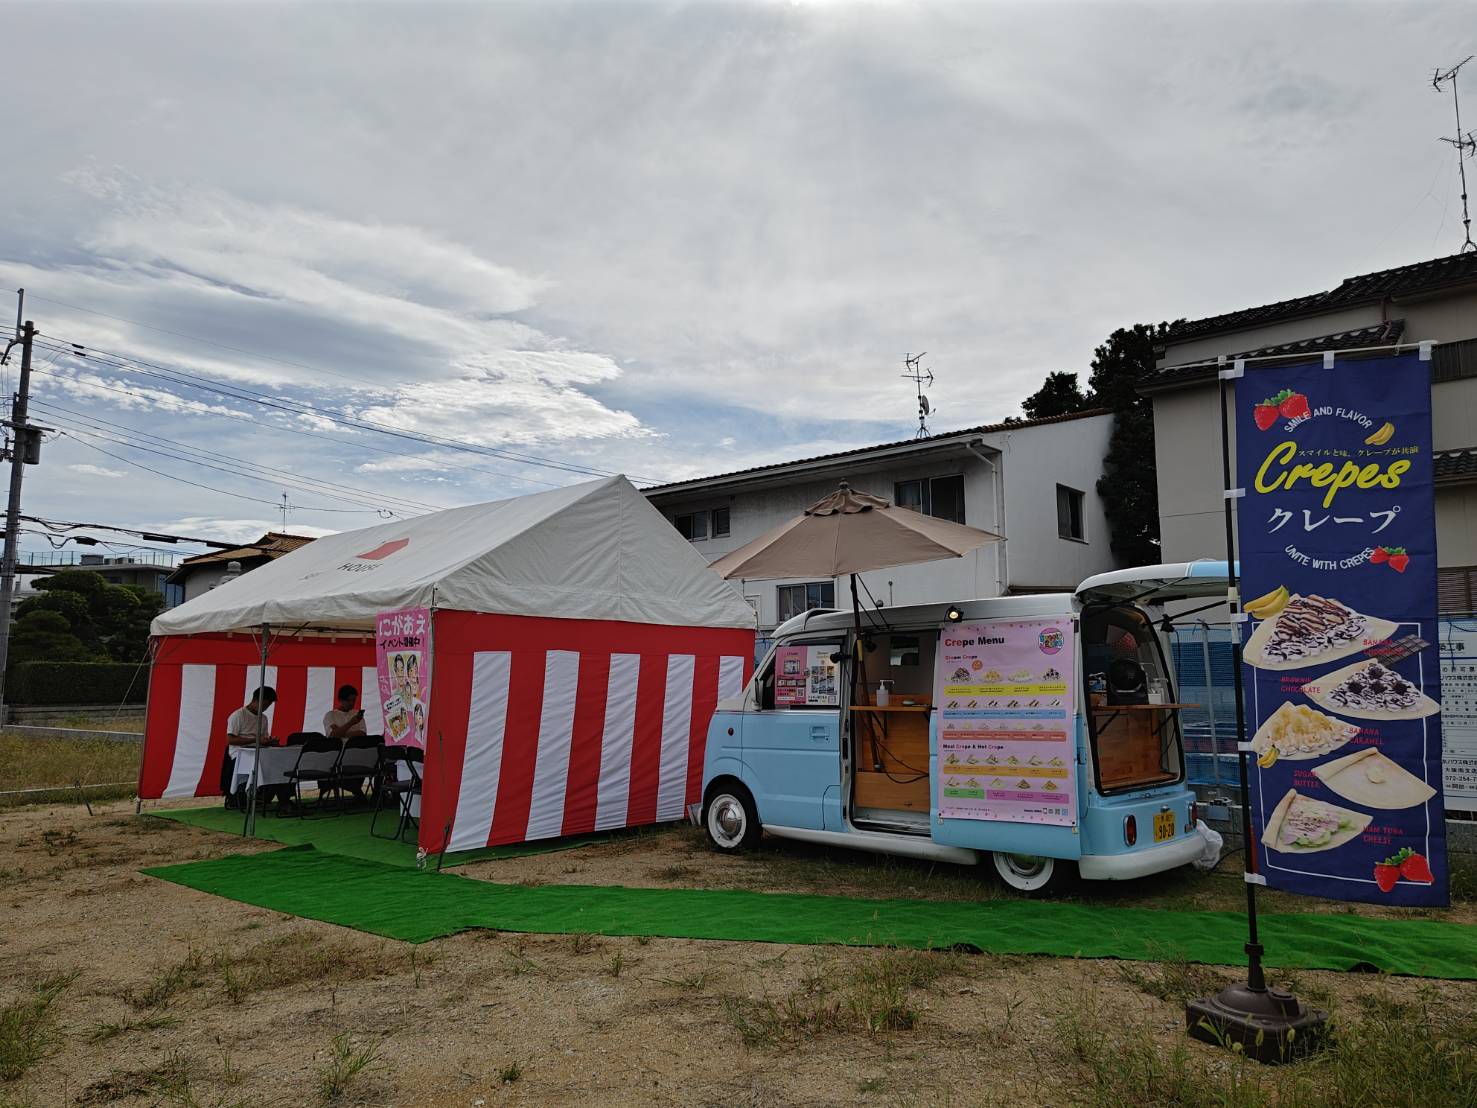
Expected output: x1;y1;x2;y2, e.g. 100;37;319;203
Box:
67;463;126;478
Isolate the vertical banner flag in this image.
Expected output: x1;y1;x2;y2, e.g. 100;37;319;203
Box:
376;607;433;748
933;619;1077;827
1236;354;1446;906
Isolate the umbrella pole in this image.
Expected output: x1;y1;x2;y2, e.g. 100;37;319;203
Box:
850;574;881;771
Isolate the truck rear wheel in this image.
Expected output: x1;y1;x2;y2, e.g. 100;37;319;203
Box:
704;783;761;852
990;852;1076;897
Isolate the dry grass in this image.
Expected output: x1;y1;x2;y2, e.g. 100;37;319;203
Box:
1055;983;1477;1107
0;734;139;808
721;948;971;1050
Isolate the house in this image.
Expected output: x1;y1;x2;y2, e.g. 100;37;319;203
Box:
1140;250;1477;615
166;532;317;603
643;409;1122;635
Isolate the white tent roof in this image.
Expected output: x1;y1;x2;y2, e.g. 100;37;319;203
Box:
152;476;756;635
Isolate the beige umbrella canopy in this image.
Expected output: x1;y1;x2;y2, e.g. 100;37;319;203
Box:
709;481;1003;582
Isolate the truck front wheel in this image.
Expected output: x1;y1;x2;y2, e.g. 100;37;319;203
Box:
704;782;761;852
990;852;1076;897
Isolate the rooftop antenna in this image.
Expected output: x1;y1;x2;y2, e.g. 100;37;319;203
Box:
1433;56;1477;253
902;352;934;438
279;491;291;531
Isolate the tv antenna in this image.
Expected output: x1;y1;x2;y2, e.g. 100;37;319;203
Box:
279;491;292;531
902;352;934;438
1433;56;1477;253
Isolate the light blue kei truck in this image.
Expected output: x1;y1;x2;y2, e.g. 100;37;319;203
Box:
699;563;1224;894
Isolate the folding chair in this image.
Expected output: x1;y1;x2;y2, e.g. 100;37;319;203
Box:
282;734;341;817
370;745;423;841
332;734;383;810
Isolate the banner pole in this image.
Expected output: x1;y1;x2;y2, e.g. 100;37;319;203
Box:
1185;361;1327;1063
1216;369;1265;990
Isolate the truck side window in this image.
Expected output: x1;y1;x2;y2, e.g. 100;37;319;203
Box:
757;657;776;711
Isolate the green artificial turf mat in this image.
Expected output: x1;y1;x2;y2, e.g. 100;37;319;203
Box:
148;806;617;869
142;845;1477;979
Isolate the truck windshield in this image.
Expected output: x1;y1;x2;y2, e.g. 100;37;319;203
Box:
1080;604;1185;793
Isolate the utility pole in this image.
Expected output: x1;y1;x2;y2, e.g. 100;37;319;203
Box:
0;316;38;722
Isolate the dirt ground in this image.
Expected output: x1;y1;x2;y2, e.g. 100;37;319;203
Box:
3;798;1476;1107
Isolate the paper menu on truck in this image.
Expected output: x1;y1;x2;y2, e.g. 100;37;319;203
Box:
933;619;1078;827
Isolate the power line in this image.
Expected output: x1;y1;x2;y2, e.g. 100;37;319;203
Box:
61;432;381;515
24;293;368;385
34;333;655;484
26;361;565;490
20;515;239;548
45;416;406;516
32;398;440;517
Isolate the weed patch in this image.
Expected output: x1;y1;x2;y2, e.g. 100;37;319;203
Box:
0;973;75;1081
316;1032;381;1103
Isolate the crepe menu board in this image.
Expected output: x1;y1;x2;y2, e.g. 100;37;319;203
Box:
376;606;432;748
1236;353;1447;906
774;644;841;707
933;619;1077;827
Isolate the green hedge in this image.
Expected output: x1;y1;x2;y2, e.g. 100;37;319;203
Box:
7;661;149;706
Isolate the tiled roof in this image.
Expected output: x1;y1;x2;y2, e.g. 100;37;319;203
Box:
643;408;1113;495
1436;447;1477;484
1160;251;1477;345
168;532;316;581
1143;320;1406;390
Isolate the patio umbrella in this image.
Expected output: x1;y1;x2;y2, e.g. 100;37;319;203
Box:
709;481;1004;701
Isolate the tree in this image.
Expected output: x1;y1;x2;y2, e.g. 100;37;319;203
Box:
8;609;96;665
1021;371;1090;420
9;570;164;667
1085;323;1178;566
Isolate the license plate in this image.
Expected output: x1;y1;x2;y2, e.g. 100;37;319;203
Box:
1153;812;1176;842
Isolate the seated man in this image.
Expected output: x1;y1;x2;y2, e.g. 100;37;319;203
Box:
323;684;370;799
220;686;291;811
323;685;368;740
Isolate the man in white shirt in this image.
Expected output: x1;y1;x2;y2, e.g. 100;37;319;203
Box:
219;687;281;807
323;684;372;801
323;685;368;740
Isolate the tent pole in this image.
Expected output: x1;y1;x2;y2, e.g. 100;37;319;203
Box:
243;622;269;839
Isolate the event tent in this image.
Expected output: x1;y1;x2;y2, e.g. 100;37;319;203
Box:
140;476;756;855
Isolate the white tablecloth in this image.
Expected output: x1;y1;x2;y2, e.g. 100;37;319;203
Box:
226;746;303;794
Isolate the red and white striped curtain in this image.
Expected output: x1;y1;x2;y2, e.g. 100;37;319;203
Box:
423;612;752;853
139;634;377;799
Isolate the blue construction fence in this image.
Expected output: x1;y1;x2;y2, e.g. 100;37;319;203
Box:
1168;625;1241;794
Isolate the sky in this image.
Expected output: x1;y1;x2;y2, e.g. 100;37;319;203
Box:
0;1;1473;560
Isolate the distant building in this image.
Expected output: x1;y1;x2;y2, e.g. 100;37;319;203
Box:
1141;250;1477;614
167;532;317;603
643;410;1122;635
19;551;184;607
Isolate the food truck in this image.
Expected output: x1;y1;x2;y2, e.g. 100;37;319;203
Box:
699;562;1226;894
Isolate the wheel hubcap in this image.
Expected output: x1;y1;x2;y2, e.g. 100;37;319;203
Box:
710;796;745;845
1003;853;1047;879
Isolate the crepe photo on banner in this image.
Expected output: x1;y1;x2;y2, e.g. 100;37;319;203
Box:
1236;352;1447;906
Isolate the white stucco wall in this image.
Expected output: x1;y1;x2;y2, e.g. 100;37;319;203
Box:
646;414;1121;631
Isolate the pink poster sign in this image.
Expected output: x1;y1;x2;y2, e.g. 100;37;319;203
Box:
933;619;1077;827
376;606;432;748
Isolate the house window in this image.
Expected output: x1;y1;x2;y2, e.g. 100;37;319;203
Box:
893;474;966;523
1057;485;1086;541
777;581;835;623
713;507;730;537
674;511;709;542
1439;566;1477;614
